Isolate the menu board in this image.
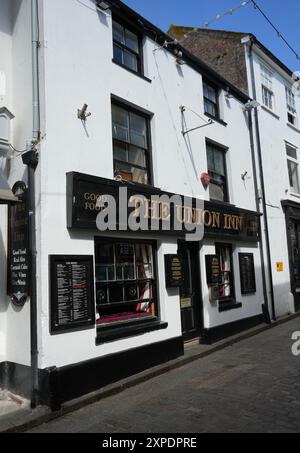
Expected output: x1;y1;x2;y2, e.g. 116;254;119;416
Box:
164;254;184;288
50;256;95;333
239;253;256;295
205;255;220;287
7;182;29;307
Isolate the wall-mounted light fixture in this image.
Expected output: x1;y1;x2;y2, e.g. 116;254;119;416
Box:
77;104;91;122
174;49;185;66
0;107;15;157
96;1;111;11
243;99;260;111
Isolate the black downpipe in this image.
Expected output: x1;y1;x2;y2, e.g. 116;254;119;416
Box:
22;150;39;408
248;40;276;321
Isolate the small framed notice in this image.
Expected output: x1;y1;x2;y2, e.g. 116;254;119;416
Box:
50;255;95;334
164;254;184;288
239;253;256;295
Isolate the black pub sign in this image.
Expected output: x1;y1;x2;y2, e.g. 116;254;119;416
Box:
7;182;29;307
164;254;184;288
205;255;220;287
67;172;260;242
50;255;95;333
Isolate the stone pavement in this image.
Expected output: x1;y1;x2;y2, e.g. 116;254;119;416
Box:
0;390;29;418
25;316;300;433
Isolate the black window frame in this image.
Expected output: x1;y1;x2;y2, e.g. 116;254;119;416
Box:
112;17;143;76
206;140;229;203
95;237;160;332
111;100;153;186
203;80;220;120
216;243;236;305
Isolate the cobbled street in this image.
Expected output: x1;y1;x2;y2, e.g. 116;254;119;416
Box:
28;318;300;433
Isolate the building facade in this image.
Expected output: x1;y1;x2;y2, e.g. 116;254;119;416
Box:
0;0;266;409
168;26;300;320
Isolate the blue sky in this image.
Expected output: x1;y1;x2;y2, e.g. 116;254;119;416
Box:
122;0;300;71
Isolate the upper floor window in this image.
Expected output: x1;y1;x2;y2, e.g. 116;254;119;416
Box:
203;82;219;119
206;142;228;203
286;143;300;194
112;19;142;74
286;87;297;126
260;64;274;110
112;103;151;185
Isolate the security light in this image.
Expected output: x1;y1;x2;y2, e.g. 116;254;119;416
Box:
244;100;260;111
96;1;111;11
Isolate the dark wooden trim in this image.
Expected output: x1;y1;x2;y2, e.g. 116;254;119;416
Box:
200;314;264;344
219;302;242;313
204;112;228;127
39;336;184;410
96;321;168;344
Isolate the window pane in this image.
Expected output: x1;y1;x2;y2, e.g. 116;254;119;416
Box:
207;146;214;171
113;140;128;163
204;99;216;117
113;44;123;65
288;160;300;193
203;83;217;103
213;150;225;176
135;244;153;279
286;144;297;159
95;244;115;281
113;21;125;45
114;161;148;184
116;243;135;280
112;105;130;143
130;112;147;149
124;50;138;72
262;86;273;110
125;29;139;53
217;245;233;299
128;146;146;167
209;181;225;202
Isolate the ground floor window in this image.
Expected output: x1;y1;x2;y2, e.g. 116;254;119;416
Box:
95;239;157;327
216;243;235;302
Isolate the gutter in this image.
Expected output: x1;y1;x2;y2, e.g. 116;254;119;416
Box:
247;37;276;321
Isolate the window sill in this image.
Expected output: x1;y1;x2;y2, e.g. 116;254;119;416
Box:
287;122;300;133
112;59;152;83
204;112;227;127
261;105;280;120
209;199;235;208
289;191;300;199
96;320;168;345
218;301;242;313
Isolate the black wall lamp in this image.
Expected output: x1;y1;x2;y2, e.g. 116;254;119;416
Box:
96;1;111;11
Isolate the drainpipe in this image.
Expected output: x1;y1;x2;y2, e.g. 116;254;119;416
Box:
22;0;40;409
247;38;276;321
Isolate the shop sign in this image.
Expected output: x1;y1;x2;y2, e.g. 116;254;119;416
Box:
205;255;220;286
50;255;95;333
180;297;192;309
165;254;184;288
67;172;260;242
7;182;29;307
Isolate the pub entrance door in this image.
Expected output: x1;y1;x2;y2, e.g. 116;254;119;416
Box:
178;241;203;341
288;220;300;312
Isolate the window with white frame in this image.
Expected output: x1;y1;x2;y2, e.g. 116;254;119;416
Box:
286;143;300;194
260;64;274;110
286;86;297;126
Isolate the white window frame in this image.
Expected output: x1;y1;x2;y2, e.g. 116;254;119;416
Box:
286;86;297;127
260;63;274;111
286;143;300;194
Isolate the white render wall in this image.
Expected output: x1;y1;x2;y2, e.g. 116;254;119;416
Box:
245;44;300;317
0;0;33;366
33;0;262;369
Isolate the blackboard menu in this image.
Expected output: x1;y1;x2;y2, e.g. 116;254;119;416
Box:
164;255;184;288
7;182;29;307
50;255;95;333
205;255;220;286
239;253;256;295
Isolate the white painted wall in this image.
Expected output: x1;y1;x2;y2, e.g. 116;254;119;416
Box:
0;0;33;366
244;43;300;317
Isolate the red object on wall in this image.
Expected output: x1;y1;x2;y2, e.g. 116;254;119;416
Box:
200;172;211;187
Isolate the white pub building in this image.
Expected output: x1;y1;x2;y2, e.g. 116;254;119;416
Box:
0;0;268;410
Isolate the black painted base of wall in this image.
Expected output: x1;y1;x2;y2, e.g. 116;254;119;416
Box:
1;336;184;411
200;314;264;345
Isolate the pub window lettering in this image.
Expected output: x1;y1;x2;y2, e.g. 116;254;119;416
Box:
112;19;142;74
112;102;151;185
95;239;158;327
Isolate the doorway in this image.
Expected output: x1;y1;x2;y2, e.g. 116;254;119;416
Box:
178;241;203;341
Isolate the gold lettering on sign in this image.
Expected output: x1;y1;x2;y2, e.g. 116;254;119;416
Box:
212;212;220;228
203;210;212;227
224;214;244;231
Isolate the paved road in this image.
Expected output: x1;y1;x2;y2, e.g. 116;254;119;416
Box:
28;318;300;433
